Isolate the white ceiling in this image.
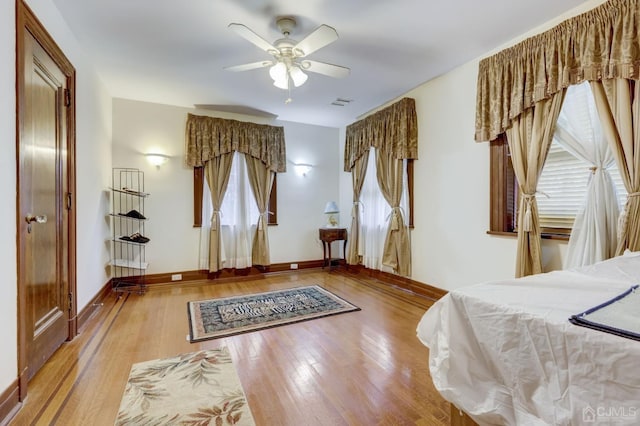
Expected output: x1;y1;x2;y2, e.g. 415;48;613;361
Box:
52;0;587;127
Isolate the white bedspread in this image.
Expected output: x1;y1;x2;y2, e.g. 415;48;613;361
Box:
417;252;640;426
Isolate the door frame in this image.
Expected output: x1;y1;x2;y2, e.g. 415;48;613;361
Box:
15;0;77;400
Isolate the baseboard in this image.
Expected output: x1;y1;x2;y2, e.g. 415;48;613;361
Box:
264;259;326;273
343;265;447;301
0;379;20;426
103;261;446;302
141;259;326;286
77;280;113;332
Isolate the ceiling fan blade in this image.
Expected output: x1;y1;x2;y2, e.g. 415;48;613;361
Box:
301;60;350;78
293;25;339;57
228;23;277;53
224;61;274;72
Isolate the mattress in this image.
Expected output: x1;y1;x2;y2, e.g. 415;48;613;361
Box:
417;251;640;426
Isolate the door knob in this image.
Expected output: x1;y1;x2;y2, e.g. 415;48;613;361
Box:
25;214;47;233
25;214;47;224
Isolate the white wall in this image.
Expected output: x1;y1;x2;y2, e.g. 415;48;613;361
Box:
406;63;522;289
272;121;341;262
112;98;340;274
0;0;17;393
338;0;607;291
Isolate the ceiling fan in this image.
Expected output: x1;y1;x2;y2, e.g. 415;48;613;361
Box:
224;17;350;92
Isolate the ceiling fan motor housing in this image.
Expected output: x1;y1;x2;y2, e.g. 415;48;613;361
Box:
276;17;296;36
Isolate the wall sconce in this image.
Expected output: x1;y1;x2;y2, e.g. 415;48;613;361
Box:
293;163;312;177
146;153;169;168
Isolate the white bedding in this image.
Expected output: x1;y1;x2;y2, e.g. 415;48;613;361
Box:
417;252;640;426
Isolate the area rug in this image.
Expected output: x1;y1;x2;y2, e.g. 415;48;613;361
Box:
187;285;360;342
115;347;255;425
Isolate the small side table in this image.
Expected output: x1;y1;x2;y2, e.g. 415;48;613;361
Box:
319;228;347;270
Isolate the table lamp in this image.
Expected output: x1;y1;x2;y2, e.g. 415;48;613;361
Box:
324;201;339;228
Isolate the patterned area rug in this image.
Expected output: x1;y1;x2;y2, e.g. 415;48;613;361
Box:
115;347;255;425
187;285;360;342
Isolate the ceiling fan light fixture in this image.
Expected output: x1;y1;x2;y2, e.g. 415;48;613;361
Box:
270;62;289;90
273;78;289;90
289;66;308;87
269;62;287;81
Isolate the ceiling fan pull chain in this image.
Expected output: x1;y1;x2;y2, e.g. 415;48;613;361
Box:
285;80;293;104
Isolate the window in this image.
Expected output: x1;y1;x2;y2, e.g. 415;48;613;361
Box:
200;152;257;270
491;137;626;237
536;141;592;230
489;135;517;234
535;141;626;230
218;153;259;227
490;84;627;237
407;159;414;228
193;164;277;227
358;148;412;271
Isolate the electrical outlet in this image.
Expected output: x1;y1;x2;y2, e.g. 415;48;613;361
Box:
290;263;298;270
171;274;182;281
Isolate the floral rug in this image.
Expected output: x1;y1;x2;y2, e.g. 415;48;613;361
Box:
187;285;360;342
115;347;255;425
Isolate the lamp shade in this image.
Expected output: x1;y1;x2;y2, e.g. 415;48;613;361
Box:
273;78;289;90
269;62;287;81
270;62;289;90
323;201;339;214
289;66;308;87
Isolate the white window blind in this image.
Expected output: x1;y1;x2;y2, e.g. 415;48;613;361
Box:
535;81;629;231
537;141;627;229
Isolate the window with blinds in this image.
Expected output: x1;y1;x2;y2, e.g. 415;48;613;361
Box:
536;141;628;230
490;82;630;236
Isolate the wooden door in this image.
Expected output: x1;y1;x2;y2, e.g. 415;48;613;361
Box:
17;2;77;388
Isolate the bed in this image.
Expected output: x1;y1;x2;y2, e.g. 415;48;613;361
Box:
417;251;640;426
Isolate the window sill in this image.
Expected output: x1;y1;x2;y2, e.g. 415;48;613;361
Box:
486;230;569;241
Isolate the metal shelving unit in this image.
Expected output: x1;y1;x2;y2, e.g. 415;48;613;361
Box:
109;168;149;295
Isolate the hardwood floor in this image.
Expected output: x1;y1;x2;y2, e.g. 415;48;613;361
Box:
8;269;450;425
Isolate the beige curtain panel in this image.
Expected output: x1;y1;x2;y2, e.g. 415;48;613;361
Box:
204;153;234;273
506;91;566;278
475;0;640;142
590;78;640;255
346;151;369;265
185;113;287;173
376;152;411;276
344;97;418;171
245;154;275;266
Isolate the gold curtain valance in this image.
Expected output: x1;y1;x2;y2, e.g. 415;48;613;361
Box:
185;113;287;172
475;0;640;142
344;97;418;171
